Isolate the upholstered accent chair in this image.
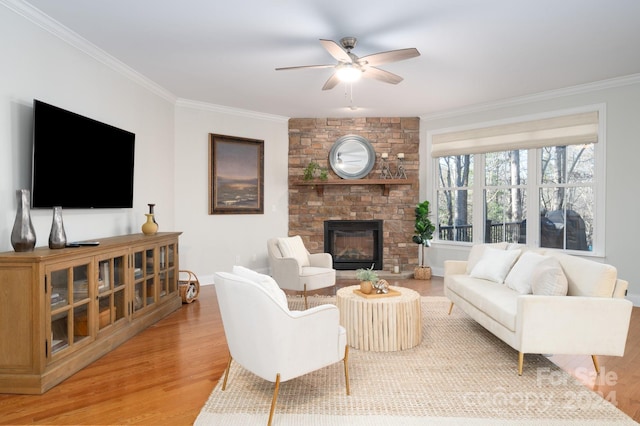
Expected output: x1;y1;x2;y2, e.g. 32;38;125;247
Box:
267;236;336;309
214;267;350;426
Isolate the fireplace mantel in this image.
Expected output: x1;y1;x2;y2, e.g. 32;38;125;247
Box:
295;178;410;196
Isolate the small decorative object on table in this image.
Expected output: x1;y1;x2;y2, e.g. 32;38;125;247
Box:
148;203;158;226
10;189;36;252
355;264;379;295
48;206;67;249
373;279;390;294
142;213;158;236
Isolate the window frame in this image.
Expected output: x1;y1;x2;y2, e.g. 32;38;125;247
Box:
427;105;606;257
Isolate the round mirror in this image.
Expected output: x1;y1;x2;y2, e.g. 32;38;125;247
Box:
329;135;375;179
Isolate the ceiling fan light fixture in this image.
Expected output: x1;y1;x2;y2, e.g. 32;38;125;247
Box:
336;64;362;82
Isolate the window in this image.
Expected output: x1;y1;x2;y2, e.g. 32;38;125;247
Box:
539;144;595;251
436;155;473;242
484;150;528;244
430;108;602;253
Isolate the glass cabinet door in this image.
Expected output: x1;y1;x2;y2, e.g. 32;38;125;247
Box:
132;247;156;314
158;243;178;300
97;254;127;330
48;260;92;357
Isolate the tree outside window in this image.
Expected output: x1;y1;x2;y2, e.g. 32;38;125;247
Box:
435;143;596;252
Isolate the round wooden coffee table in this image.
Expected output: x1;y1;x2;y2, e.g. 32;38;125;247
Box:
336;285;422;351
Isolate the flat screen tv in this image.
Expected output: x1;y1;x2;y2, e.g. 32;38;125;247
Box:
31;99;135;209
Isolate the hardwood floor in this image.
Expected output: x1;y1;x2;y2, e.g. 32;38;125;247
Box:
0;277;638;424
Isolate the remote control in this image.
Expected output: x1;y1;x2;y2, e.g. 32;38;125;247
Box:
67;241;100;246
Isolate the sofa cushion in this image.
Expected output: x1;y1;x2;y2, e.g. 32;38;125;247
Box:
470;246;521;284
232;265;289;309
530;257;568;296
277;236;310;268
447;275;518;331
504;251;550;294
546;252;616;297
466;242;508;274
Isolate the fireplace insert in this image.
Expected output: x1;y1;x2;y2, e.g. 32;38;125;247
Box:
324;220;383;270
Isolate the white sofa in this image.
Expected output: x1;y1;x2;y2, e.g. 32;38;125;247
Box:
444;243;633;375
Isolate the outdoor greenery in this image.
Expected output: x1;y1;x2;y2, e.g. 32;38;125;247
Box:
436;143;595;250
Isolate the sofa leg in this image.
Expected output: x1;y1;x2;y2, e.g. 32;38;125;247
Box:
518;352;524;376
303;283;308;309
448;302;454;315
591;355;600;375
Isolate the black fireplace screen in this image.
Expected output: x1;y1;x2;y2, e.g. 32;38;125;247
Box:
324;220;383;270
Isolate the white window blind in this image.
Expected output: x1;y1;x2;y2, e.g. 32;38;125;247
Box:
431;111;598;157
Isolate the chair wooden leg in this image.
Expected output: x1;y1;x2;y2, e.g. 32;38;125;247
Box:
303;283;308;309
448;301;454;315
343;345;350;396
592;355;601;375
268;373;281;426
222;355;233;390
518;352;524;376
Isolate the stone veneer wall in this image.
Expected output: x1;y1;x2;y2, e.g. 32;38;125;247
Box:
288;117;420;273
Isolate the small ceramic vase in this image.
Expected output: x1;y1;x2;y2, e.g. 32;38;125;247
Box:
142;214;158;236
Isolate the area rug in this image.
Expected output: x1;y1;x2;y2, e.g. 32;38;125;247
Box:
194;296;636;425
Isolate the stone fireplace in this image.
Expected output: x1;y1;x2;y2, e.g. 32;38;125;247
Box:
288;117;420;273
324;220;383;270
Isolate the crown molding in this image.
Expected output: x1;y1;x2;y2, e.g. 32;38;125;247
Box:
421;73;640;121
2;0;177;103
175;98;288;123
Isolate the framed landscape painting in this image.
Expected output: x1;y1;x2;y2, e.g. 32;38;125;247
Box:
209;134;264;214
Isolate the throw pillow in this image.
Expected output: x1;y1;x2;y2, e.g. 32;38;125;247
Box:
232;265;289;309
277;236;310;268
466;242;509;274
531;257;568;296
504;251;550;294
469;246;521;284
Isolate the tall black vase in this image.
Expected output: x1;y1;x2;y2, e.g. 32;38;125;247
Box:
10;189;36;252
148;203;158;227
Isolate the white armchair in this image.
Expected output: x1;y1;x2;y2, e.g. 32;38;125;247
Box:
213;267;349;426
267;236;336;309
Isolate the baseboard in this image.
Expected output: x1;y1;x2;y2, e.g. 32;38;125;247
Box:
625;292;640;307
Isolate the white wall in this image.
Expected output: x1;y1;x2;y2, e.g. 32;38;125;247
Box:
419;76;640;303
4;1;639;301
173;101;290;284
0;3;176;252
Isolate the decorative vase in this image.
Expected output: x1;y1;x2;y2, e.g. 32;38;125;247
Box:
48;206;67;249
148;203;158;227
142;213;158;236
10;189;36;252
359;281;373;294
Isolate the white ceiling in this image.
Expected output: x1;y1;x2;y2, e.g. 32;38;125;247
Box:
22;0;640;118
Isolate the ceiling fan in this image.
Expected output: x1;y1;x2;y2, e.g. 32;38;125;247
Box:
275;37;420;90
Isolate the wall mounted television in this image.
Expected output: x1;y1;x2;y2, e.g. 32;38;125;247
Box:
31;99;135;209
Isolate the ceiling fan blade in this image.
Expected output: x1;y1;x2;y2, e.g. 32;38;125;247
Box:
275;64;335;71
359;48;420;67
322;73;341;91
362;67;404;85
320;39;352;63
